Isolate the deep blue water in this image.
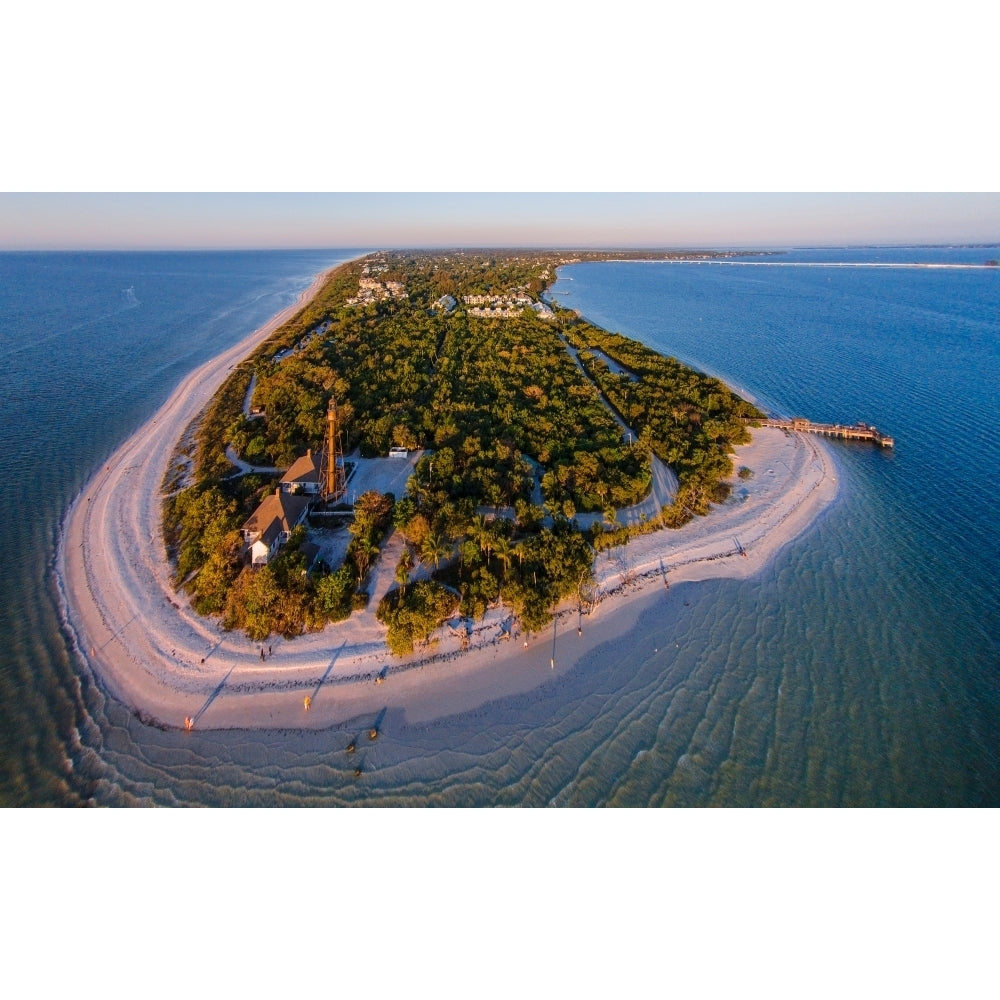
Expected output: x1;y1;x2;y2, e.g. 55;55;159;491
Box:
549;247;1000;805
2;247;998;806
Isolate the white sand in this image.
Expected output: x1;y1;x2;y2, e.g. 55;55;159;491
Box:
57;270;839;732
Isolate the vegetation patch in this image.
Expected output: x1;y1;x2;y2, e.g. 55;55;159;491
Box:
164;250;764;644
376;580;460;656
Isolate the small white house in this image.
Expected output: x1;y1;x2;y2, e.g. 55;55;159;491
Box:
241;490;311;566
280;449;322;495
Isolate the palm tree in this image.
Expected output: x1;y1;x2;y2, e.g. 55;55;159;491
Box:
493;534;513;581
482;526;496;564
352;540;380;583
421;531;451;572
513;540;527;569
395;547;414;596
468;513;488;555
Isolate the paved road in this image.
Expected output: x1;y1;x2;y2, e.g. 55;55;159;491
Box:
561;338;679;526
223;446;283;477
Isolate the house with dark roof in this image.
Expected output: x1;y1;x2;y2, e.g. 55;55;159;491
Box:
241;489;311;566
280;448;322;495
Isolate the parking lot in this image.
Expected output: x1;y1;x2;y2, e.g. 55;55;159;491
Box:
344;449;423;501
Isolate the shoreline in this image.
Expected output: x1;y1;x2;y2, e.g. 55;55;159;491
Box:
56;265;840;734
546;274;771;416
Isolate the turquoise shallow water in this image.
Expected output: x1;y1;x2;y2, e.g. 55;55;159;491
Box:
2;247;997;806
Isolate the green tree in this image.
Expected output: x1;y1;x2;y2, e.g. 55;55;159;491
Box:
420;530;451;571
310;566;356;624
493;534;513;582
395;547;414;596
191;529;244;615
376;580;459;656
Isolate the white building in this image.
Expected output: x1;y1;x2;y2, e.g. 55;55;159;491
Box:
241;490;311;566
280;449;322;495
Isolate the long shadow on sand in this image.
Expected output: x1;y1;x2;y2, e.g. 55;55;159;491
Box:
309;641;346;706
193;664;236;725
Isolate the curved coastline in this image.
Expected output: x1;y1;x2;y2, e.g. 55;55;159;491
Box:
57;266;840;733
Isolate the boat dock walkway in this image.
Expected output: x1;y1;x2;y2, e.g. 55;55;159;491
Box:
745;416;894;447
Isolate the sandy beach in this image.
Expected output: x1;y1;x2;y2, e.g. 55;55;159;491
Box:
57;269;839;733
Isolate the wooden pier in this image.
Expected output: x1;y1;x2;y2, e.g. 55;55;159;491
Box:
744;416;894;447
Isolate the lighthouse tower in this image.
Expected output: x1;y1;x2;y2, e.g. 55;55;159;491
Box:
320;398;346;503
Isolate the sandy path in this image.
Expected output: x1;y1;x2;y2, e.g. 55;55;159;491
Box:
57;269;840;734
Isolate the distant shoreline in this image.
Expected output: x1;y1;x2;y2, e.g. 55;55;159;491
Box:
56;259;839;732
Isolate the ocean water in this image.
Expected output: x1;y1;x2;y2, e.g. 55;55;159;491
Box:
0;250;360;805
2;247;998;806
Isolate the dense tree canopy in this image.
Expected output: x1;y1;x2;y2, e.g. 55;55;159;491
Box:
164;249;764;643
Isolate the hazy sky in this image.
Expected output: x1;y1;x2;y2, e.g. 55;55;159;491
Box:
1;193;997;250
3;9;996;251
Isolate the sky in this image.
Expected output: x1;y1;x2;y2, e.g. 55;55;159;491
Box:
1;192;998;250
2;6;996;251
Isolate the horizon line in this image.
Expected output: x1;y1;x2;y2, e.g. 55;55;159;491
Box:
2;241;999;253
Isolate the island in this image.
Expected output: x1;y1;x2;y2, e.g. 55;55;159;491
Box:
58;250;840;732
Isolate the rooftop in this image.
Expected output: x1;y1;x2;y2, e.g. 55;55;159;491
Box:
280;449;321;485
